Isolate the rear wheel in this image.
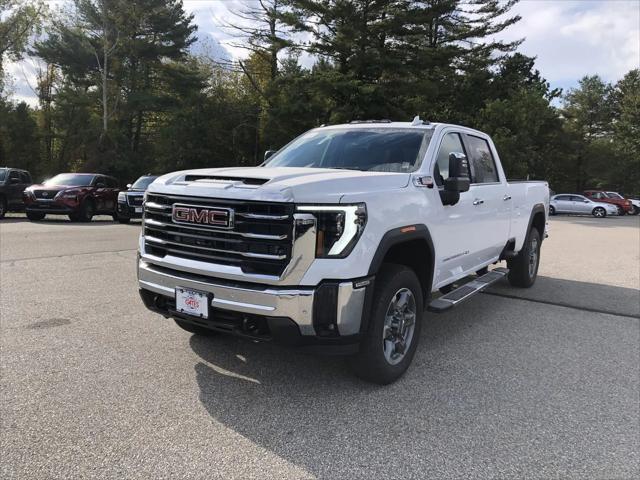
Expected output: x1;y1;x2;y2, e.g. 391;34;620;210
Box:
174;319;217;336
549;205;555;216
507;228;541;288
592;207;606;218
616;205;625;216
349;263;423;384
0;197;6;219
26;211;45;221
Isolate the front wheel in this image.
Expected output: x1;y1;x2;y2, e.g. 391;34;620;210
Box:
507;228;541;288
631;205;640;216
77;199;95;222
592;207;606;218
616;206;626;216
26;211;45;221
0;197;6;219
349;264;423;385
549;205;555;216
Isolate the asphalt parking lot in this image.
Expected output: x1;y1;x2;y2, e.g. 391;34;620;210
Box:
1;214;639;479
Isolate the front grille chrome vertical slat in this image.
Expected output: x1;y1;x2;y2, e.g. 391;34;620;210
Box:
143;194;294;276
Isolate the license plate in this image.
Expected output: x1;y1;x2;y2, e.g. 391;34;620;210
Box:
176;287;209;318
135;207;142;213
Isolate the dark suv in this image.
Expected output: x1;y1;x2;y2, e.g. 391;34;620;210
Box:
24;173;120;222
116;174;158;223
0;168;33;218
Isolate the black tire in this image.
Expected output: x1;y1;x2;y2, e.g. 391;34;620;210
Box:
592;207;606;218
118;217;131;224
549;205;555;216
77;199;95;222
507;228;541;288
26;211;45;221
174;319;217;336
0;196;6;219
349;263;424;385
616;205;625;216
631;205;640;216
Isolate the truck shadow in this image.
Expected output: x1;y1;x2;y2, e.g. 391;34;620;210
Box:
188;275;639;477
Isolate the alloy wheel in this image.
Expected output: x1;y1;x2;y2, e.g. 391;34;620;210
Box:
382;288;417;365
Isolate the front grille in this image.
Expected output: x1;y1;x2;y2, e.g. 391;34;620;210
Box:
143;193;294;276
127;194;144;206
34;189;61;199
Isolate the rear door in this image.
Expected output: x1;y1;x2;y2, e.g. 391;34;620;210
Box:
554;195;573;212
7;170;24;206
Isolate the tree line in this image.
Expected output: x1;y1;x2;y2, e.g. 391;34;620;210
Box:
0;0;638;194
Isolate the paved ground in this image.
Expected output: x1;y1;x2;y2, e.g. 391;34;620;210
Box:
1;214;638;479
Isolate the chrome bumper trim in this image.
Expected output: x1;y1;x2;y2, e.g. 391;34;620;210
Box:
138;260;367;336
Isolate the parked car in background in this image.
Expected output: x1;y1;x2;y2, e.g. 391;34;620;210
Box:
23;173;120;222
116;174;159;223
583;190;633;215
605;191;640;215
0;168;33;218
550;194;618;218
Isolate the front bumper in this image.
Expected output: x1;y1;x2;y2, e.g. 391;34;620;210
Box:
117;201;143;219
25;200;77;214
138;259;371;352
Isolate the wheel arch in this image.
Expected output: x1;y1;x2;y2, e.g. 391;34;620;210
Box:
367;224;435;300
527;203;547;241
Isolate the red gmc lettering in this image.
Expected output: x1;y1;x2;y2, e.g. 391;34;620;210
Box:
172;206;229;226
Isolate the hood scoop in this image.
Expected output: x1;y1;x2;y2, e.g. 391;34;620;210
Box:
181;174;269;188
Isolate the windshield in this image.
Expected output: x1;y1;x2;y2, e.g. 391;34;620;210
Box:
131;176;157;190
265;128;433;172
0;169;6;182
606;192;624;199
44;174;95;187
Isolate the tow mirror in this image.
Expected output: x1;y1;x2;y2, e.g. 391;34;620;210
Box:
440;152;470;206
264;150;276;162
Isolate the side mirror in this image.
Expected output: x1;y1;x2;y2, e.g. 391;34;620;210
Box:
126;183;132;189
440;153;470;206
96;182;105;188
264;150;276;162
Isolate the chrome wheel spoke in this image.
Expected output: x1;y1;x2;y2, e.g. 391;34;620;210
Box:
382;287;417;365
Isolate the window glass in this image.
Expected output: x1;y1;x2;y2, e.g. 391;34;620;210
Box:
9;170;20;181
466;135;499;183
555;195;570;201
131;176;158;190
0;169;6;181
105;177;117;188
265;128;432;173
20;172;31;183
434;132;467;185
591;192;605;199
571;195;587;202
45;174;94;186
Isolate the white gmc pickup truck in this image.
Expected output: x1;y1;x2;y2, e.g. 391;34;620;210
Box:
138;119;549;384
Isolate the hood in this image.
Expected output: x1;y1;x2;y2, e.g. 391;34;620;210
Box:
29;184;90;191
149;167;411;203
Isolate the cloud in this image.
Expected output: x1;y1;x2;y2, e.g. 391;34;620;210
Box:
5;0;639;105
495;0;640;90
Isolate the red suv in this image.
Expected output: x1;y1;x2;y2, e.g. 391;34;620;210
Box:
24;173;120;222
583;190;633;215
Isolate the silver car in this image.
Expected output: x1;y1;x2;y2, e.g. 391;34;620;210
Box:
550;194;618;218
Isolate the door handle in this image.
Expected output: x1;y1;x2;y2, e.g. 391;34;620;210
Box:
503;195;512;201
473;198;484;205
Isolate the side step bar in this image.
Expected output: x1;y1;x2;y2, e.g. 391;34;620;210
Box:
428;267;509;313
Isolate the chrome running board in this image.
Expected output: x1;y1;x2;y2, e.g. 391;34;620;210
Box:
428;267;509;313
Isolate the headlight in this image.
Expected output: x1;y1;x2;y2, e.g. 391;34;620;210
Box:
118;192;127;202
56;189;80;199
297;204;367;257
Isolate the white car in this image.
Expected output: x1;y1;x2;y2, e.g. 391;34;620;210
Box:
606;191;640;215
137;119;549;383
549;194;618;218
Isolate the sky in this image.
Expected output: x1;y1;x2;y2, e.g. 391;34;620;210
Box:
5;0;640;106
